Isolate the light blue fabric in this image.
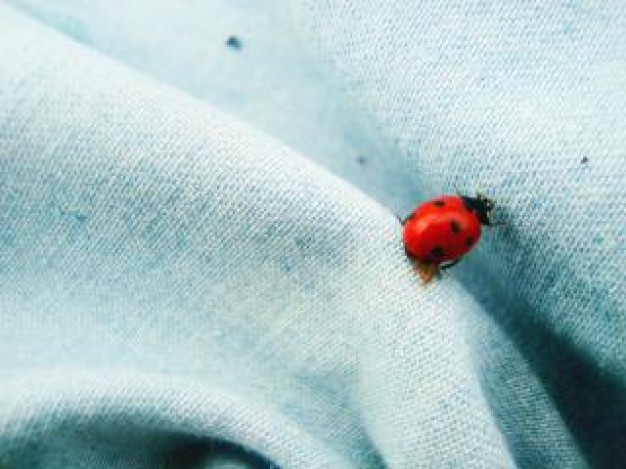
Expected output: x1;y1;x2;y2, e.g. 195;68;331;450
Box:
0;1;624;468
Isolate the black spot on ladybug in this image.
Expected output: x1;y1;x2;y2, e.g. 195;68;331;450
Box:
581;156;589;164
450;220;462;233
431;245;445;258
433;199;445;207
226;36;242;50
465;237;474;246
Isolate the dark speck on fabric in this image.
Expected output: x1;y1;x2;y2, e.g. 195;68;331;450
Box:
226;36;242;50
281;258;293;273
73;212;88;223
59;205;88;223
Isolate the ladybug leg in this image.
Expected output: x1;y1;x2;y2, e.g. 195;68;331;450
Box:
398;212;415;225
483;217;506;227
489;219;507;226
440;258;461;270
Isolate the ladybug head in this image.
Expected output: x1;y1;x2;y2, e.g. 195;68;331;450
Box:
461;193;496;226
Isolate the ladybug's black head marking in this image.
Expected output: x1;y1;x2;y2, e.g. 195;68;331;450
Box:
461;193;496;226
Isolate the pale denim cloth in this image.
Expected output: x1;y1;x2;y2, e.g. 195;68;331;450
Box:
0;1;624;468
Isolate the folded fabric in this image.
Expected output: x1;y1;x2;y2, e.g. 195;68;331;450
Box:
1;1;624;467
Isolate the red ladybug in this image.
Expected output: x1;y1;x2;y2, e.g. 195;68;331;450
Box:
402;193;496;282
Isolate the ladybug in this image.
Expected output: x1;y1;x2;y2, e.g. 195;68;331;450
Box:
401;193;496;283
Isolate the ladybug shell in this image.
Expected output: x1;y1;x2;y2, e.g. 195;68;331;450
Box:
403;195;481;264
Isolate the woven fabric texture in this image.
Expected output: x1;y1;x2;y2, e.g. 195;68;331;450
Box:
0;1;624;468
